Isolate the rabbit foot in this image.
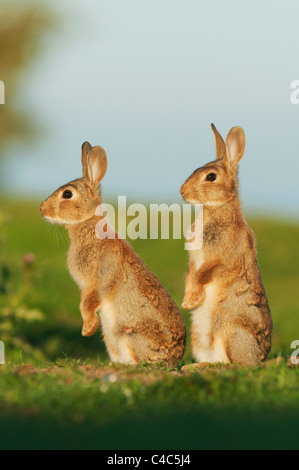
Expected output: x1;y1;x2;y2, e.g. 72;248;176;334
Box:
82;315;100;337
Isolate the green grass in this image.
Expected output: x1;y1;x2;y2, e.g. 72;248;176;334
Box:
1;359;299;450
0;198;299;450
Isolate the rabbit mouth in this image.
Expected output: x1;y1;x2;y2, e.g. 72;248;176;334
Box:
180;186;200;205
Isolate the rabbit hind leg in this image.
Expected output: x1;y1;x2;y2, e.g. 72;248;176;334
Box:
226;327;260;366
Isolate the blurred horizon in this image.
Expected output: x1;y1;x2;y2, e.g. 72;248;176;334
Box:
1;0;299;219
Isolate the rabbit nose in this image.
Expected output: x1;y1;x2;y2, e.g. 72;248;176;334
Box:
40;202;45;214
180;185;186;195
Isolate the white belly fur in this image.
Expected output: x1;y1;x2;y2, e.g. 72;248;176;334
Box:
192;282;229;363
99;300;136;365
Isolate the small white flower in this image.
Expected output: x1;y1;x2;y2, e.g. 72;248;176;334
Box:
108;373;118;383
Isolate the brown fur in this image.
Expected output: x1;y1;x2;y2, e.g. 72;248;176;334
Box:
40;143;186;366
180;124;272;366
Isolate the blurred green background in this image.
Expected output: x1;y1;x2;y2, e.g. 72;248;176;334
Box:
0;0;299;451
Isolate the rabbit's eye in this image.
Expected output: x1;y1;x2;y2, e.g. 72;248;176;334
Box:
206;172;217;182
62;190;73;199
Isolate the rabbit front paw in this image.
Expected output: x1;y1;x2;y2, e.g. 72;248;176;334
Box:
81;315;100;337
181;291;204;309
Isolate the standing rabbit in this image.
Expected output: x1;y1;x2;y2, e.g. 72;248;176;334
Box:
180;124;272;366
40;142;186;366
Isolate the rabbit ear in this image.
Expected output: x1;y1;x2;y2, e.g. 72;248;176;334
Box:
211;123;226;160
225;126;245;169
81;141;92;179
86;146;107;187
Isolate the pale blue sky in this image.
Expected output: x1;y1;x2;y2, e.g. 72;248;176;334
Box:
4;0;299;217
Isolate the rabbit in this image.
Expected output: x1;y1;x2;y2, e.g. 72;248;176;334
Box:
40;142;186;366
180;124;272;366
